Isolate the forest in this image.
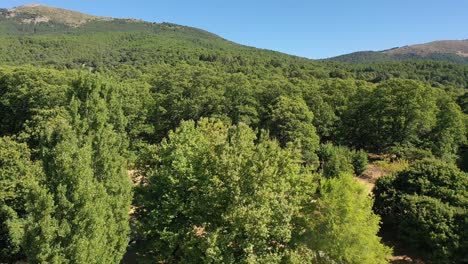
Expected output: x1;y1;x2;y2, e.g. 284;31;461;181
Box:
0;9;468;264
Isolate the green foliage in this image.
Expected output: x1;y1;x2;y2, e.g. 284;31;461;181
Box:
16;73;132;263
346;79;438;151
319;143;354;178
0;137;39;262
398;195;461;262
329;50;468;65
301;85;339;139
222;73;259;126
374;159;468;262
135;118;318;263
343;79;467;160
0;7;467;262
430;94;467;161
149;65;229;141
457;91;468;114
309;174;392;263
458;147;468;172
135;119;392;263
387;145;434;161
0;66;73;136
268;96;320;167
330;51;399;64
319;143;367;177
24;117;118;263
393;159;467;206
352;149;368;175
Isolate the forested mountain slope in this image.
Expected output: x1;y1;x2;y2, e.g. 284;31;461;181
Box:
0;3;218;37
0;4;467;264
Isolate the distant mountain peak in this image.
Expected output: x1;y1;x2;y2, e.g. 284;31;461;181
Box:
383;40;468;58
0;3;222;40
18;3;44;8
5;3;113;27
328;39;468;64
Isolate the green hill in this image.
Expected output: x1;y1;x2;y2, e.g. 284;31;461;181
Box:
0;4;466;90
0;3;223;39
0;4;319;70
0;4;467;264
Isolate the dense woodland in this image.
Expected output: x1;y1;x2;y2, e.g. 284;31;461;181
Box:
0;9;468;264
329;50;468;64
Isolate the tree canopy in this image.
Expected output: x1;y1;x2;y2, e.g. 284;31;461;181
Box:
134;119;390;263
0;10;467;263
374;159;468;262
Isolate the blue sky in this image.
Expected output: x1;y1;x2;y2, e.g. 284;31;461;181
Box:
2;0;467;59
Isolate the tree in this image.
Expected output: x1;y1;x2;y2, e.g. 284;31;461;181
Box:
149;65;226;142
318;143;368;177
302;85;339;140
429;95;467;161
319;143;354;178
268;96;320;167
22;73;132;263
307;174;391;264
135;118;318;263
135;118;390;263
456;91;468;114
23;117;113;263
343;79;439;152
318;78;359;119
352;149;368;175
374;159;468;262
398;195;460;262
0;66;72;137
223;73;259;126
0;137;39;262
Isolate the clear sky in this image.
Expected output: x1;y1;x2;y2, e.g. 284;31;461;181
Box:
2;0;467;59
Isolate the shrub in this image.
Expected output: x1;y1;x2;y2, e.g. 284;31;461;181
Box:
373;158;468;263
311;174;392;263
374;159;409;175
352;149;368;175
319;143;354;178
398;195;459;262
387;145;434;161
320;144;369;177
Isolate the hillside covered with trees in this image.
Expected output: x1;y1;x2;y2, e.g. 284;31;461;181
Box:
1;4;467;264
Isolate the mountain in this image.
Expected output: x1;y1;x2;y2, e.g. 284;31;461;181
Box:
0;4;316;69
328;40;468;64
384;40;468;57
2;3;112;26
0;3;222;39
0;3;320;73
0;3;466;89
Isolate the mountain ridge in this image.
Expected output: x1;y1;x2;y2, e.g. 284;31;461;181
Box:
1;4;467;66
383;40;468;57
0;3;317;71
0;3;228;43
4;3;113;26
328;39;468;64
